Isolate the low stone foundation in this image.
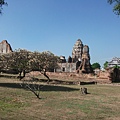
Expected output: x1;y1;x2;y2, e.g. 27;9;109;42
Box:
26;69;120;84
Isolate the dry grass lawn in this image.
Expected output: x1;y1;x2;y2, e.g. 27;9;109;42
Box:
0;76;120;120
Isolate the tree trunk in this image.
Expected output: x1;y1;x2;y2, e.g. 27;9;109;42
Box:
23;70;26;77
19;71;22;80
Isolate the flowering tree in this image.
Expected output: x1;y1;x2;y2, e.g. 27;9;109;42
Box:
0;49;59;99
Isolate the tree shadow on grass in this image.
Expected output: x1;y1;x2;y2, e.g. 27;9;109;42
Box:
35;78;77;85
0;82;79;92
40;85;79;91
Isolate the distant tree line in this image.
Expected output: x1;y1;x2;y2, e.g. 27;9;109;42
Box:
91;62;101;70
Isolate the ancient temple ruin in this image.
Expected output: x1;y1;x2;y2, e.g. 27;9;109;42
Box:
72;39;83;62
0;40;12;54
57;39;92;73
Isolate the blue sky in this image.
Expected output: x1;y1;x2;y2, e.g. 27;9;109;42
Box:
0;0;120;67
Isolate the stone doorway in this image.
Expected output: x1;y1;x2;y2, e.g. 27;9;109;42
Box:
76;61;81;70
62;67;65;72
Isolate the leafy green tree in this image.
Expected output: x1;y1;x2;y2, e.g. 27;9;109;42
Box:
103;61;108;69
92;62;101;70
113;65;120;68
0;49;31;78
29;51;59;72
0;49;59;78
10;49;31;79
0;0;7;14
108;0;120;15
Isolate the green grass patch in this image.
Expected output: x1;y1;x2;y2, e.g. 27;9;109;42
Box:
0;77;120;120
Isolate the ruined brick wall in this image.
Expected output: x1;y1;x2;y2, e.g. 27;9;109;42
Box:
108;68;120;82
98;71;109;79
56;63;76;72
0;40;12;54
